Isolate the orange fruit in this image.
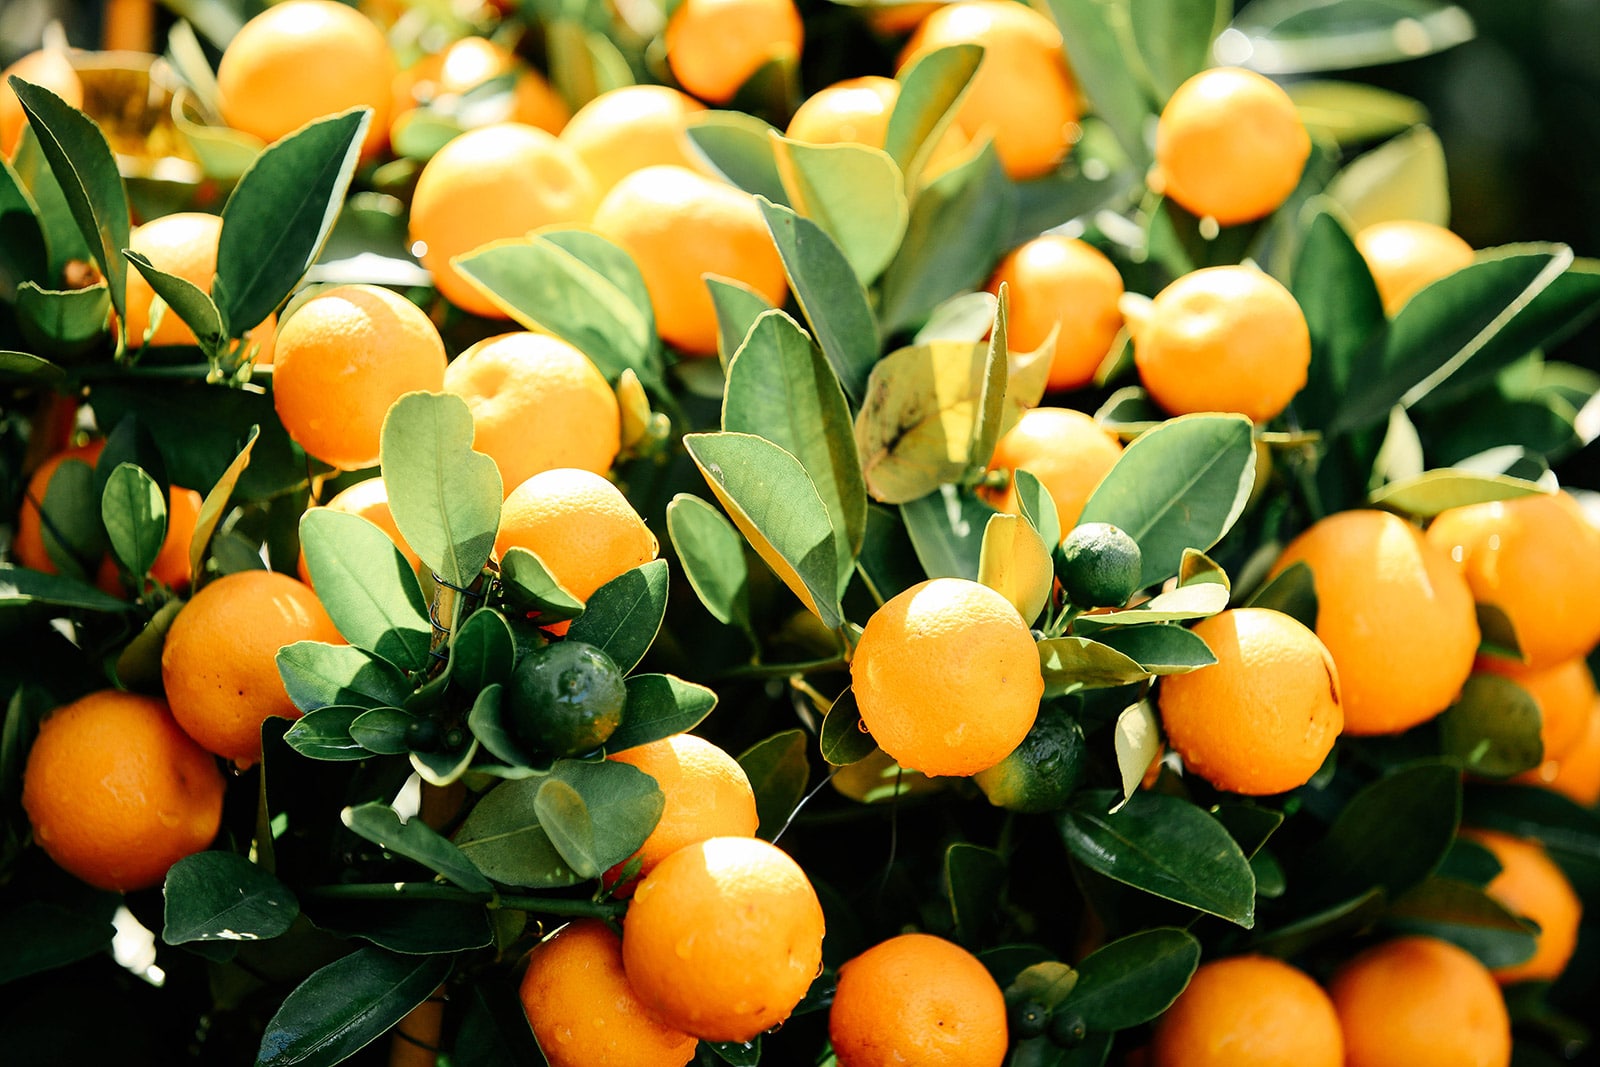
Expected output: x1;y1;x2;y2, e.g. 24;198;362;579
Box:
519;918;697;1067
296;476;419;585
664;0;804;105
161;569;345;765
898;0;1080;180
271;283;448;471
850;577;1043;778
408;122;598;317
1157;607;1342;795
605;733;759;894
21;690;224;892
1128;265;1312;423
494;468;658;602
622;836;825;1042
589;164;788;357
558;85;712;195
1518;699;1600;806
1150;955;1342;1067
828;933;1008;1067
1;48;84;158
986;235;1126;392
1478;655;1596;764
1355;219;1475;314
11;440;105;575
444;331;620;494
392;36;568;136
980;407;1123;529
1463;828;1582;985
216;0;396;157
1329;936;1511;1067
1152;67;1310;226
1269;509;1479;736
1426;492;1600;669
122;212;278;361
96;484;204;594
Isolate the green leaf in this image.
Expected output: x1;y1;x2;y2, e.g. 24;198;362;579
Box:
1325;125;1449;232
453;231;664;391
738;729;810;840
607;673;718;753
256;947;452;1067
498;548;585;624
1130;0;1228;100
453;778;582;888
879;141;1015;337
1298;761;1461;907
465;684;542;773
300;508;432;672
347;707;416;756
1075;582;1231;630
1244;560;1318;629
410;738;480;787
684;431;842;629
0;156;48;293
758;197;878;406
276;642;412;712
1438;673;1544;778
216;109;369;332
380;392;502;589
1292;204;1386;430
0;350;66;386
1058;790;1257;926
566;560;669;676
687;112;788;204
450;609;515;693
532;759;665;879
666;494;752;631
946;842;1007;947
1044;0;1154;165
101;462;166;578
38;451;104;579
773;137;908;285
1038;637;1150;693
11;126;89;279
1230;0;1477;75
15;282;110;356
122;250;224;352
705;1037;763;1065
9;78;130;324
899;485;996;581
884;44;983;177
1079;414;1257;588
1288;80;1431;144
1057;927;1202;1031
724;308;866;596
281;706;371;761
0;900;116;985
312;899;493;956
1370;470;1549;519
1094;624;1217;675
0;564;129;613
820;687;875;766
1385;877;1538;970
1462;784;1600;864
162;852;299;944
708;275;778;369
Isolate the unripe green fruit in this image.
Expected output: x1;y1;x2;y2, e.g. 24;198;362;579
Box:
1049;1008;1088;1047
504;640;626;758
1057;522;1143;608
973;703;1087;813
1011;999;1050;1039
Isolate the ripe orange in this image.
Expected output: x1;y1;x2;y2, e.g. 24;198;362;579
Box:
605;733;759;894
664;0;804;105
558;84;712;195
392;36;568;137
21;690;224;892
589;164;788;356
519;919;697;1067
11;439;105;575
1464;829;1582;984
829;933;1009;1067
1478;655;1596;764
1329;936;1511;1067
1157;607;1343;795
980;407;1123;529
216;0;397;157
271;284;448;471
296;477;419;585
444;331;620;494
1355;219;1475;314
1150;955;1343;1067
1518;699;1600;806
986;235;1126;392
408;122;598;317
850;577;1043;778
161;569;345;765
1426;492;1600;669
122;212;278;361
494;468;658;602
1128;265;1312;423
899;0;1080;180
622;836;826;1042
1269;509;1479;736
1152;67;1310;226
1;48;84;158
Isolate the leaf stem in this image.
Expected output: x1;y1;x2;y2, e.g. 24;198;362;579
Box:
305;881;626;919
716;655;849;680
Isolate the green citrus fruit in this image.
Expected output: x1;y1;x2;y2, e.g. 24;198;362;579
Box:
1057;522;1143;608
505;640;627;757
972;702;1086;813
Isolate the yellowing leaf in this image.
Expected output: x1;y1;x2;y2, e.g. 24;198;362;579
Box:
1114;701;1162;810
976;513;1053;626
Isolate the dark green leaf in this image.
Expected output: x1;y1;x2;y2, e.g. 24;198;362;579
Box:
1462;784;1600;862
0;898;116;984
738;729;810;840
347;707;416;756
1012;470;1061;551
687;112;787;204
341;801;494;894
37;449;104;579
1292;204;1386;429
1385;877;1538;970
11;125;89;279
451;608;515;692
532;759;664;879
15;282;110;355
256;947;452;1067
0;564;129;613
453;778;582;888
281;705;371;761
1130;0;1228;100
705;1037;762;1065
101;462;166;578
1057;927;1201;1031
0;156;48;293
666;494;752;631
95;414;167;502
276;641;412;712
216;109;369;332
1250;888;1387;958
1438;673;1543;778
900;485;996;581
1038;637;1150;693
0;350;65;386
311;899;493;955
300;508;431;672
945;842;1007;947
567;559;670;675
123;250;224;352
708;275;778;369
855;503;927;605
1094;624;1216;675
467;684;543;772
1244;560;1318;629
1058;790;1256;926
1044;0;1154;164
162;852;299;944
1210;803;1286;860
820;687;875;766
499;547;585;623
607;673;718;753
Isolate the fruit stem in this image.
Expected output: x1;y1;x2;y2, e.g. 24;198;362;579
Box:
306;881;626;919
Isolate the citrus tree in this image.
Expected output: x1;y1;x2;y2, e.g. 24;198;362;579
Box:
3;0;1600;1065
